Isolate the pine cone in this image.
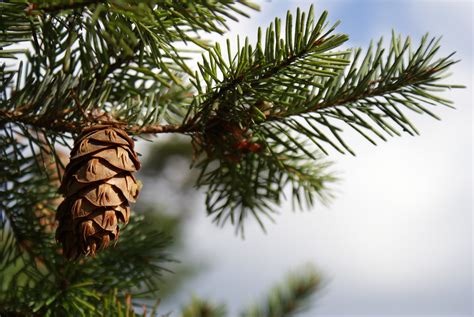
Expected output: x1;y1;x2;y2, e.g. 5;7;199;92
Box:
56;125;141;259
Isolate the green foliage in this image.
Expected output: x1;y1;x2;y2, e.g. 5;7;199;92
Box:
181;297;227;317
0;1;463;315
190;6;461;232
0;125;172;316
190;7;349;115
177;266;322;317
190;7;348;233
1;2;461;233
241;266;322;317
197;142;336;234
1;0;258;134
276;32;462;155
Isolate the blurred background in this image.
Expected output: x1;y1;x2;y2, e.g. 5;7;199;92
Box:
136;1;472;316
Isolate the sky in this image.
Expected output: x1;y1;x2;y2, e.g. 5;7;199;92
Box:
156;1;473;316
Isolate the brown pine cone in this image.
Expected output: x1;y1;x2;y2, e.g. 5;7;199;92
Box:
55;125;141;259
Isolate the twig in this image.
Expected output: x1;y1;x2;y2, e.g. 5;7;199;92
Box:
0;108;193;135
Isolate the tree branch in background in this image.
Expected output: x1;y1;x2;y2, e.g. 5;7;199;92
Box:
181;297;227;317
241;266;323;317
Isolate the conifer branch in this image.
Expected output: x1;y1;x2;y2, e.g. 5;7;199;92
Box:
241;266;323;317
0;108;188;134
185;7;462;231
1;6;461;234
0;126;172;315
181;297;227;317
29;0;104;13
261;34;462;155
0;1;465;315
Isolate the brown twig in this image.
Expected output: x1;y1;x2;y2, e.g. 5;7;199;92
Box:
0;108;193;135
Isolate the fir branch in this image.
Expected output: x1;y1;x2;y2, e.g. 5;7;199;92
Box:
31;0;258;38
189;6;347;231
241;266;323;317
2;1;259;137
0;2;466;315
198;137;336;234
187;8;461;231
0;124;172;315
181;297;227;317
30;0;104;13
261;33;463;155
0;2;39;49
2;6;461;234
0;108;188;134
189;6;349;125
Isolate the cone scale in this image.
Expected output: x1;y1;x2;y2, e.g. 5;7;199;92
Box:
56;125;140;259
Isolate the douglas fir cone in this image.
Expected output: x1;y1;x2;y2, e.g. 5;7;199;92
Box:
56;125;141;259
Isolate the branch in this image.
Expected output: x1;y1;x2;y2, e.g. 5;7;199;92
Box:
269;64;450;120
0;55;457;138
0;108;190;135
256;34;462;155
190;7;349;124
181;297;226;317
27;0;104;14
241;266;323;317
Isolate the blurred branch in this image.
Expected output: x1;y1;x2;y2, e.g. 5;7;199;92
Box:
181;297;227;317
241;266;323;317
29;0;104;13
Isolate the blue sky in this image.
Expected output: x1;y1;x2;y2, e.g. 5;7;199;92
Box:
157;1;473;316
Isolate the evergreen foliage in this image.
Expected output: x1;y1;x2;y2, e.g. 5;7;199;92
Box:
0;0;462;315
178;266;321;317
0;128;171;315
